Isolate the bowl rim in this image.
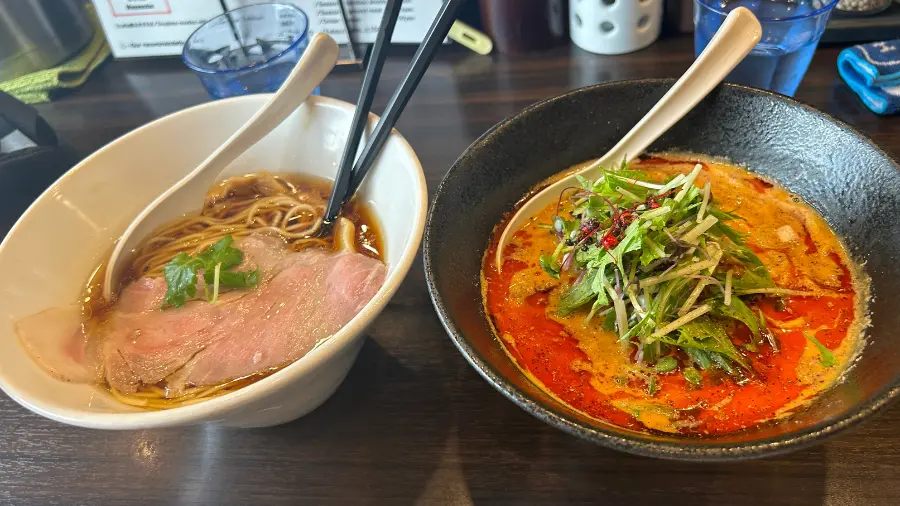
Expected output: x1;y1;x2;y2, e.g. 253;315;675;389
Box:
0;94;428;429
695;0;839;23
423;78;900;460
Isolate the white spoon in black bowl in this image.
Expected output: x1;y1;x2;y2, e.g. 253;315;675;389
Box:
494;7;762;272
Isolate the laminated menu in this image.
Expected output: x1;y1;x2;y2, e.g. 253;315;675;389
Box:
92;0;445;58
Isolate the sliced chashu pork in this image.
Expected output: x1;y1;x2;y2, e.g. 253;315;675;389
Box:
15;304;104;383
17;232;386;394
103;236;385;393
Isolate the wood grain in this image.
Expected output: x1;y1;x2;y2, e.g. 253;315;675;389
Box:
1;37;898;505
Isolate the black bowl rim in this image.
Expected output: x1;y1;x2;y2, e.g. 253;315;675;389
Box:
423;78;900;461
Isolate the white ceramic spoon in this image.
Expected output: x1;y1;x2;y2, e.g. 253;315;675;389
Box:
495;7;762;271
102;33;340;301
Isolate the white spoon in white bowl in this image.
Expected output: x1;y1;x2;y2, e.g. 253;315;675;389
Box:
495;7;761;272
102;33;340;301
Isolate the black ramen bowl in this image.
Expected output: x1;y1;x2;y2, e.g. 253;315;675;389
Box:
424;79;900;461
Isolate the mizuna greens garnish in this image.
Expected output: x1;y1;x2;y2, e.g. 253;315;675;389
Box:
162;235;259;308
540;162;788;385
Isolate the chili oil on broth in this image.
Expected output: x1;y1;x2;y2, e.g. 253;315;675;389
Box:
482;154;869;436
79;172;385;410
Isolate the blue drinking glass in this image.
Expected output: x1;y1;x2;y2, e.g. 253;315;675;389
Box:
694;0;839;96
182;3;315;99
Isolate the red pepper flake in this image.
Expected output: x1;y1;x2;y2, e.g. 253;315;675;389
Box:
601;235;619;249
649;201;660;209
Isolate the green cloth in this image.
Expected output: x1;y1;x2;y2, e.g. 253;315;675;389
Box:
0;5;110;105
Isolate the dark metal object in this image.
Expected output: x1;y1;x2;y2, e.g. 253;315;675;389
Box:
424;79;900;461
0;0;93;81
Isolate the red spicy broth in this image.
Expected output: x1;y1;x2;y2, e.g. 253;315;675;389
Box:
482;154;868;435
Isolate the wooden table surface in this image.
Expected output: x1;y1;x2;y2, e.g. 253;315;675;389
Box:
2;36;899;505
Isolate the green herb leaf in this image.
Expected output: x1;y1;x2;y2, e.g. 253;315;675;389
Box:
717;242;774;290
684;347;712;369
163;252;200;308
804;331;836;367
553;215;579;239
575;174;593;190
683;367;702;385
660;316;748;369
710;297;760;344
558;269;598;315
708;222;747;245
709;352;735;375
708;207;743;222
610;222;644;274
589;258;615;295
602;310;616;331
729;268;775;291
540;163;778;379
162;235;259;309
654;356;678;373
217;269;260;289
639;234;668;266
195;235;243;271
539;254;560;279
642;341;660;364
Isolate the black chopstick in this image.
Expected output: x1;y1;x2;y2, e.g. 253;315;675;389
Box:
336;0;360;65
346;0;464;197
323;0;464;225
323;0;404;225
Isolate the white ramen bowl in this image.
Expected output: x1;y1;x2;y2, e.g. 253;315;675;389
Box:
0;95;427;429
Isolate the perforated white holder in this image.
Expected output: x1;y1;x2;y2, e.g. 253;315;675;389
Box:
570;0;664;55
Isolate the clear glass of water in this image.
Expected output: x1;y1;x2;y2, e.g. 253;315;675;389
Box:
694;0;839;96
182;3;314;99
